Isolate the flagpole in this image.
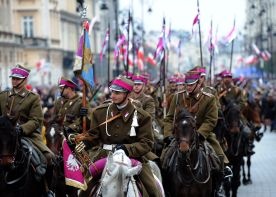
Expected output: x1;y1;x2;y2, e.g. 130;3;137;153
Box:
126;9;131;74
229;19;236;72
162;17;166;118
197;0;203;67
80;9;88;133
209;19;213;85
107;22;110;83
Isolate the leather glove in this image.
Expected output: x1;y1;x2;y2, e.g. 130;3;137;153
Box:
15;125;23;136
80;107;88;117
115;144;129;156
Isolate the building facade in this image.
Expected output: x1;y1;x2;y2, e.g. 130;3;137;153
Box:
0;0;97;89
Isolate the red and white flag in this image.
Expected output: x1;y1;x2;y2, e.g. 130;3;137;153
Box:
252;43;261;55
223;24;236;43
100;28;110;62
146;53;157;66
137;47;144;71
192;13;199;35
244;55;259;65
261;50;271;61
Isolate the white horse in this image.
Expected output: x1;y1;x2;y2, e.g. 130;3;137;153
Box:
96;149;165;197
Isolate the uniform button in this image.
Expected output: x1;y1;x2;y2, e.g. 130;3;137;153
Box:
116;125;120;128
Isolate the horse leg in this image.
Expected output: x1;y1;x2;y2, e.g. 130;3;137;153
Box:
241;157;247;185
246;156;252;184
231;158;242;197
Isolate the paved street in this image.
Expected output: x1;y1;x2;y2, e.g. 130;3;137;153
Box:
238;127;276;197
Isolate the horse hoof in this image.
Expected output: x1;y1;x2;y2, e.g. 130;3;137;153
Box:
243;179;252;185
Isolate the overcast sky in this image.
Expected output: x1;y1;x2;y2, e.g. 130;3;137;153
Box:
120;0;247;37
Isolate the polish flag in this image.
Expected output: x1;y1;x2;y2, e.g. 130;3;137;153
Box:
261;50;271;61
146;53;157;66
252;43;261;55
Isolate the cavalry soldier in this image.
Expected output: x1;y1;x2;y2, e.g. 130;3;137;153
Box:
217;70;247;110
130;74;156;118
0;64;54;195
87;75;161;197
49;77;89;137
163;71;228;163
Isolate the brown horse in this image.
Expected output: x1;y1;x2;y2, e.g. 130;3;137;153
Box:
161;108;219;197
45;123;79;197
0;116;46;197
241;100;263;185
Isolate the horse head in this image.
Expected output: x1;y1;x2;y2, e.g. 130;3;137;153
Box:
0;116;19;167
100;150;142;197
174;108;198;152
223;102;242;133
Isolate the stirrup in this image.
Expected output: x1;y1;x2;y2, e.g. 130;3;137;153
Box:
224;166;233;179
46;190;55;197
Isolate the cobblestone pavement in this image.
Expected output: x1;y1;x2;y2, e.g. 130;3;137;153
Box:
238;127;276;197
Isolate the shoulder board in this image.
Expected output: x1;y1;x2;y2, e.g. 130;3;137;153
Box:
205;86;215;90
29;91;37;95
176;89;186;95
202;91;213;97
95;103;110;110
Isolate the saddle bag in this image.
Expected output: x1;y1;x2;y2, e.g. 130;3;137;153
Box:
21;138;47;181
204;142;220;171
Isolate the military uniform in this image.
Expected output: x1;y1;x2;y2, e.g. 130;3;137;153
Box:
218;84;247;110
130;92;156;118
0;88;52;155
51;94;83;132
164;89;229;163
88;100;160;197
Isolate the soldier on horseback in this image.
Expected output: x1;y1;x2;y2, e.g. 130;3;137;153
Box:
163;70;230;196
0;64;55;196
48;77;90;142
86;75;161;197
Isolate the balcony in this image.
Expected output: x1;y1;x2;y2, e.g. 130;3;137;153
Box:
22;37;48;48
0;31;23;46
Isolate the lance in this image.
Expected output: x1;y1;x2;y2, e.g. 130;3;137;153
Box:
161;17;167;118
197;0;204;67
107;22;111;83
209;19;213;85
229;18;236;72
126;9;131;74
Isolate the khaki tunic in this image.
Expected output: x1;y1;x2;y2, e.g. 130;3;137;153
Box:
88;101;160;197
50;94;84;133
217;84;247;110
130;92;156;119
163;89;229;163
0;88;52;155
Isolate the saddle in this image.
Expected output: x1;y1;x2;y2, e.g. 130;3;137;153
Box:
21;137;47;181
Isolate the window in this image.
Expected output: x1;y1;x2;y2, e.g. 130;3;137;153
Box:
22;16;33;38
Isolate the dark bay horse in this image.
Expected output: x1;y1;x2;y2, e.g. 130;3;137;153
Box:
241;100;263;185
161;108;219;197
45;123;79;197
0;116;45;197
223;102;251;197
